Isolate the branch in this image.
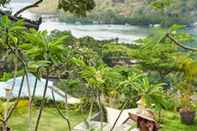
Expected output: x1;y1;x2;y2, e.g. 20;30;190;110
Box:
35;68;49;131
5;75;25;122
166;33;197;51
42;75;68;80
14;0;43;17
110;100;129;131
51;90;71;131
0;9;41;29
0;117;4;123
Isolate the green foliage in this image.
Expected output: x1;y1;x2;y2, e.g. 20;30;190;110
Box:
32;97;68;109
0;0;11;6
0;0;95;16
58;0;95;16
0;16;26;83
0;72;12;81
0;16;25;48
135;77;174;110
134;38;178;73
119;71;142;98
101;67;122;97
102;43;133;58
19;29;70;74
150;0;172;9
75;47;103;66
80;65;106;90
58;0;197;26
56;79;85;98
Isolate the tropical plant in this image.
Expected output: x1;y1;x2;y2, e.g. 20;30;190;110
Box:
176;56;197;108
134;77;173;110
118;71;142;104
74;60;109;130
0;16;35;130
19;29;71;131
101;67;123;107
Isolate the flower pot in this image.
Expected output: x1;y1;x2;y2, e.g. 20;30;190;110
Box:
180;110;196;125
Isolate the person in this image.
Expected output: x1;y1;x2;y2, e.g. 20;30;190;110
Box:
123;108;159;131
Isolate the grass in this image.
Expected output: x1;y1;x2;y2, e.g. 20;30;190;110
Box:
161;111;197;131
7;107;197;131
8;107;88;131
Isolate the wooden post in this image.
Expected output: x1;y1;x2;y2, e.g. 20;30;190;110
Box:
3;85;12;131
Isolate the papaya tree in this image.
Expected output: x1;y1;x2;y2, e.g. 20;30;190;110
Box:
72;55;110;130
19;29;71;131
0;16;35;130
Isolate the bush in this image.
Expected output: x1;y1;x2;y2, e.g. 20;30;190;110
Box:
80;97;99;112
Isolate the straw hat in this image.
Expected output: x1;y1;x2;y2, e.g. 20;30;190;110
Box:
129;108;156;122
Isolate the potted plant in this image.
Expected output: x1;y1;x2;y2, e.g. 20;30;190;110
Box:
175;56;197;125
177;73;196;125
179;86;196;125
179;105;196;125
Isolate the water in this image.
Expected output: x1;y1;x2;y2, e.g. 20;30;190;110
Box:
39;22;149;43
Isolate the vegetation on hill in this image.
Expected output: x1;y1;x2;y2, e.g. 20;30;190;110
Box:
30;0;197;26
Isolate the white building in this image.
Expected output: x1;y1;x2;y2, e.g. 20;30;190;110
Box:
0;74;80;104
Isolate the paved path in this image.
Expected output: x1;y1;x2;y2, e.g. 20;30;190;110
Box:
73;107;136;131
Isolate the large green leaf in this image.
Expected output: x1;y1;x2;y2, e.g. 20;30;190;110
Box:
1;16;9;27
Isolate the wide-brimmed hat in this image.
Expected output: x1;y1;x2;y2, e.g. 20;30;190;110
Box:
129;108;156;122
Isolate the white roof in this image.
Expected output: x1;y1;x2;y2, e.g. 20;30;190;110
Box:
0;74;80;104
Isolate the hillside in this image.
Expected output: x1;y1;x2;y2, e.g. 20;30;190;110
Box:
30;0;197;26
91;0;145;16
30;0;58;14
30;0;144;16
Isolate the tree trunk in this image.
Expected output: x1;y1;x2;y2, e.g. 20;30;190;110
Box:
51;90;71;131
4;75;25;128
32;77;38;98
24;71;33;131
88;100;94;122
97;90;104;131
11;57;18;90
34;68;49;131
64;90;68;110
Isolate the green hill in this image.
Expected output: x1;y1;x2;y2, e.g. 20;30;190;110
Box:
30;0;197;26
30;0;144;16
30;0;58;14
